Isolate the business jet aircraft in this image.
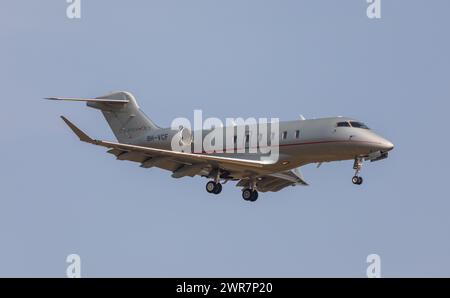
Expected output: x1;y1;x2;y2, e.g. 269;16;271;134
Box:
48;91;394;202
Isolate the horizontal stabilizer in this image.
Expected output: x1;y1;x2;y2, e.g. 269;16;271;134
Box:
45;97;129;104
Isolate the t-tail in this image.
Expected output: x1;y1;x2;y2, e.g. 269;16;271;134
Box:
46;91;160;143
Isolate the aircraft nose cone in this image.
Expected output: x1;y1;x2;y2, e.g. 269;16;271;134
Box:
381;139;394;152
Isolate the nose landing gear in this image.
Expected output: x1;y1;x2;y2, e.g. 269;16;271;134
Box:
352;157;364;185
352;175;363;185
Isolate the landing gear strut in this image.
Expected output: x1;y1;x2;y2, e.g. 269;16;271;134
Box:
352;157;364;185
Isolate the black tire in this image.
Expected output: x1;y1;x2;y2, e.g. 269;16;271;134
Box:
206;181;216;193
242;189;253;201
213;183;222;194
357;177;363;185
249;190;258;202
352;176;359;184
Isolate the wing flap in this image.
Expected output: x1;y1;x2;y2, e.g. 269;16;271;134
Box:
268;169;308;186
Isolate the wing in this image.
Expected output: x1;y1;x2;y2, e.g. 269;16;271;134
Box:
236;168;308;192
60;116;274;178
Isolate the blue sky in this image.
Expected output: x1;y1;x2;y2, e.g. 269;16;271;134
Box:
0;0;449;277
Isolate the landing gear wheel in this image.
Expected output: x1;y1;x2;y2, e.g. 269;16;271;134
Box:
206;181;216;193
242;188;253;201
352;176;363;185
213;183;222;194
242;189;258;201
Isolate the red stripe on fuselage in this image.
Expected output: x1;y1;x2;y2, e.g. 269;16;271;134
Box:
193;139;381;154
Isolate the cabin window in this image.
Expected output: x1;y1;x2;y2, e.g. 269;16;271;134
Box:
337;121;350;127
350;121;370;129
282;131;287;140
295;130;300;139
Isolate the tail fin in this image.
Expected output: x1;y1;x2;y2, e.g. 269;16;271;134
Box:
48;91;159;143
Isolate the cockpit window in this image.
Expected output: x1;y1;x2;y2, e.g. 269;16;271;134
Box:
350;121;369;129
337;121;350;127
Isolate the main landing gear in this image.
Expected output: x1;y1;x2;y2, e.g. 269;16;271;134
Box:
242;188;258;202
206;169;223;195
352;157;364;185
242;180;258;202
205;180;259;201
205;169;259;201
206;181;222;194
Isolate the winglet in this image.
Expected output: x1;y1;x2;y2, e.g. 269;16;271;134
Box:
60;116;95;143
